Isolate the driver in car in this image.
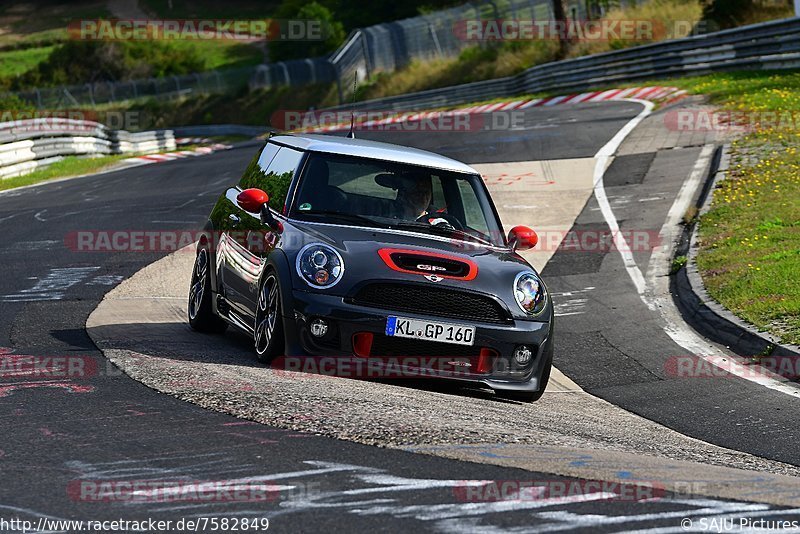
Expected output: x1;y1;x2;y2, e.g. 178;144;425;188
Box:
395;174;433;220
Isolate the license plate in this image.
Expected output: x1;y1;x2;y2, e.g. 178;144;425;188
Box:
386;316;475;346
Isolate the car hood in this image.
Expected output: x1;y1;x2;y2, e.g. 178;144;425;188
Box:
281;219;547;321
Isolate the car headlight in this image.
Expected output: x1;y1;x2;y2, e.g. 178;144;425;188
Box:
514;271;546;315
296;243;344;289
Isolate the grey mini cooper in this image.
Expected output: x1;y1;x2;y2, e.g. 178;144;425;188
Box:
188;134;553;401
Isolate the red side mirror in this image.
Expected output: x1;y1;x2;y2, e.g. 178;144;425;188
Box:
508;225;538;251
236;188;270;214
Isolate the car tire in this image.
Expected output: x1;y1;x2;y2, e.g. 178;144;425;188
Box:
255;272;285;363
497;358;552;403
188;248;228;334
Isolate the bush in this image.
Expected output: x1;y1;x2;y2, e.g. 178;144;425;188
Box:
703;0;793;29
0;93;35;113
11;40;206;89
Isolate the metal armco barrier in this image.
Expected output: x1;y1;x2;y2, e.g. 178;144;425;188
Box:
0;118;175;179
250;0;557;98
258;12;800;109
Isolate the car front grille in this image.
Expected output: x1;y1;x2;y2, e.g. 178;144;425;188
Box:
350;282;511;324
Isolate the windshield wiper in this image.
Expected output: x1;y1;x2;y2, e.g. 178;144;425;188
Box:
390;220;493;247
299;210;391;228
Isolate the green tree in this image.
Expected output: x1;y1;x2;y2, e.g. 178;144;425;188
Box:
269;1;346;62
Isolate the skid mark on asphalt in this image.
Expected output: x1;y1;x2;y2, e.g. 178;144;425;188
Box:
552;287;595;317
0;267;100;302
0;240;60;252
86;275;125;286
0;380;94;397
55;455;800;531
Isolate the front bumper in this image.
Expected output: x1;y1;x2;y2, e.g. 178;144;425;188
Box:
279;289;554;393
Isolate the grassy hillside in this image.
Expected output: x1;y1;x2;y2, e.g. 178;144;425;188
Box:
357;0;704;101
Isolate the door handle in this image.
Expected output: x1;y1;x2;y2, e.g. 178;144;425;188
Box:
229;214;241;225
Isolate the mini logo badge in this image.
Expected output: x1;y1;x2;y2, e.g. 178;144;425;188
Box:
424;274;444;282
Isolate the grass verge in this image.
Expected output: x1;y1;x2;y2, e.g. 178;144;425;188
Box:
0;154;131;192
663;71;800;345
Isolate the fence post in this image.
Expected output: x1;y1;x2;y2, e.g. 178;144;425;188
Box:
358;30;372;80
429;23;444;57
280;62;291;85
35;88;42;109
305;59;317;84
86;83;95;106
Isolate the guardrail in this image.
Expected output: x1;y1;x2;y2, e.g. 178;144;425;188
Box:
4;66;255;110
250;0;557;100
171;124;271;138
262;13;800;111
0;118;175;179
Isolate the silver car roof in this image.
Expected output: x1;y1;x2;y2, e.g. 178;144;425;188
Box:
269;134;478;175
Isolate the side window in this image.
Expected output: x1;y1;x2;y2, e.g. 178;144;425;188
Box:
239;144;303;211
257;143;279;170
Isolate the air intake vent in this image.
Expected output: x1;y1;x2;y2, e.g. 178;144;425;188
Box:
378;248;478;280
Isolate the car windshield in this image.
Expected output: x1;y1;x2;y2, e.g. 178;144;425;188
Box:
290;152;504;246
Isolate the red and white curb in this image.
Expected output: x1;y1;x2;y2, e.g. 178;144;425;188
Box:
297;86;687;133
175;137;213;145
122;143;232;165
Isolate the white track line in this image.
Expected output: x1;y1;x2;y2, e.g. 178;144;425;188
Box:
591;98;654;296
593;100;800;398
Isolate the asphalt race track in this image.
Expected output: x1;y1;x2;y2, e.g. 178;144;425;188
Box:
1;101;800;531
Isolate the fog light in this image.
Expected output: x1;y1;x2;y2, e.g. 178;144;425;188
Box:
310;319;328;338
514;345;532;365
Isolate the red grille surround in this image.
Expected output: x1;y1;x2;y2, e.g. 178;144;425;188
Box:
377;248;478;281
